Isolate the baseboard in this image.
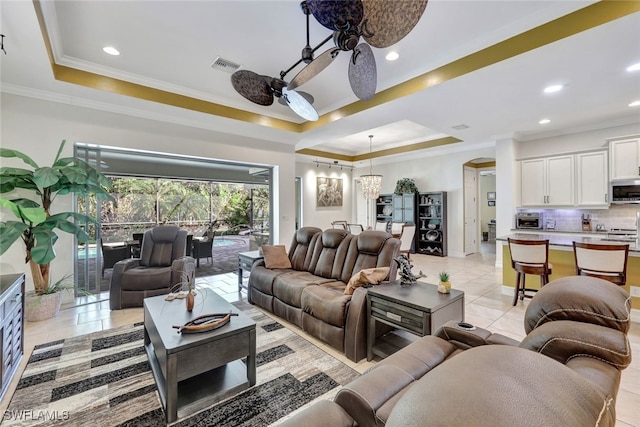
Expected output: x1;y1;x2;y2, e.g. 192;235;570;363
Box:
501;285;640;324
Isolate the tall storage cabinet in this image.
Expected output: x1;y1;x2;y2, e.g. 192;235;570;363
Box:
417;192;447;256
0;274;24;400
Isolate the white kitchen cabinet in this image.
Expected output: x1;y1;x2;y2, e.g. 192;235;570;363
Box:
521;155;574;207
609;137;640;180
576;151;609;207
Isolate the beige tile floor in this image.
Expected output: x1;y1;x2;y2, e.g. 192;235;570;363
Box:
2;251;639;426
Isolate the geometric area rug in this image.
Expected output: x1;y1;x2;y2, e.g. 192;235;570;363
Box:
3;301;360;426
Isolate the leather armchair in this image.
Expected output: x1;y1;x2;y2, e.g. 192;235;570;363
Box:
109;225;195;309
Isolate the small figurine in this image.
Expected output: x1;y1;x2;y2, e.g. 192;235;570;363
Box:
394;255;426;286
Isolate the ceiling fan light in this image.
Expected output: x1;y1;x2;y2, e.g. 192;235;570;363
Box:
385;51;399;61
282;87;319;121
102;46;120;56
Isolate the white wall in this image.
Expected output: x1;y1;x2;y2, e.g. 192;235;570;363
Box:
295;161;352;230
354;145;496;257
1;93;297;291
517;123;640;159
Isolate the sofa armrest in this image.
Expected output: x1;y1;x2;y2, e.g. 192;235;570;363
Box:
279;400;355;427
435;320;520;349
110;258;141;310
344;286;369;362
335;365;414;427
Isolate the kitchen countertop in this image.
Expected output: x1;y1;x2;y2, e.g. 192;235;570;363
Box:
498;232;640;251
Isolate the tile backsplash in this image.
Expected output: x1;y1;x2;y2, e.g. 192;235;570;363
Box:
518;205;640;231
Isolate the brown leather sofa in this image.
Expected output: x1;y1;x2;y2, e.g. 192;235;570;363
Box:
280;276;632;427
249;227;400;362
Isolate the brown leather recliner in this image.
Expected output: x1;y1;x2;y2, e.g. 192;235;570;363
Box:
280;276;632;427
109;225;195;309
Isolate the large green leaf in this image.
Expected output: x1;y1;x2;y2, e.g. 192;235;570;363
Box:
0;222;28;255
0;197;46;223
10;198;40;208
33;166;61;189
45;212;93;242
53;140;66;164
0;167;34;176
59;165;87;184
30;228;57;264
0;148;39;168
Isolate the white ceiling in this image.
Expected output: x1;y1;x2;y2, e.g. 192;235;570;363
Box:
1;1;639;166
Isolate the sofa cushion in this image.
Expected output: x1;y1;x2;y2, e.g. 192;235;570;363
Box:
262;245;293;269
120;266;172;291
340;231;398;284
302;283;351;328
308;229;353;280
289;227;322;270
273;271;329;307
344;267;390;295
250;265;290;295
386;345;615;427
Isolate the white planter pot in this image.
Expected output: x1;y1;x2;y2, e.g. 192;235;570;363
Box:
24;291;62;322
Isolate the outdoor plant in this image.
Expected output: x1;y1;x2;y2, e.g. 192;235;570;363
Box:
394;178;419;194
0;140;114;295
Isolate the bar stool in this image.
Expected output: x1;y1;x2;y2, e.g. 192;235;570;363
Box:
507;238;552;306
572;242;629;286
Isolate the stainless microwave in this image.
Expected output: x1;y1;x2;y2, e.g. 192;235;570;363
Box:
516;212;542;229
611;179;640;204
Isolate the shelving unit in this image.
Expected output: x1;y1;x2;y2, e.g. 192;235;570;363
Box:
376;193;417;236
375;194;394;230
417;192;447;257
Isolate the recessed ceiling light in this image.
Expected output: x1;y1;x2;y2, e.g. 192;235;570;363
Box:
543;84;563;94
629;100;640;107
385;51;399;61
539;118;551;125
103;46;120;56
626;63;640;72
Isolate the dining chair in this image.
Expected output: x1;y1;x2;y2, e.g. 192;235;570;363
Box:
390;222;405;237
348;224;364;235
398;224;416;260
100;239;130;278
375;221;389;232
507;238;552;306
572;241;629;286
331;220;348;230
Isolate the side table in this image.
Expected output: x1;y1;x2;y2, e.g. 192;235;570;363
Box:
367;280;464;361
238;250;263;291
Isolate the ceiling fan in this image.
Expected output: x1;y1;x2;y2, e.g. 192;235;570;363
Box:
231;0;428;121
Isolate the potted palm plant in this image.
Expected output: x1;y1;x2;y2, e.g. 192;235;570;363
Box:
0;140;113;321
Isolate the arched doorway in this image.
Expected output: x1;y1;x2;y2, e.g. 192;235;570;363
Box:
463;158;496;255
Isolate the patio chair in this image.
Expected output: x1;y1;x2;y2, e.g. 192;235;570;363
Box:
100;239;130;278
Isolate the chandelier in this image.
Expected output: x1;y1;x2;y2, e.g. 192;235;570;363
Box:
360;135;382;199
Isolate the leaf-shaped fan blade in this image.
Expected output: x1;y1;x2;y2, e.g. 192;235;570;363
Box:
288;48;340;90
282;88;319;122
361;0;428;48
307;0;364;31
349;43;377;101
231;70;274;106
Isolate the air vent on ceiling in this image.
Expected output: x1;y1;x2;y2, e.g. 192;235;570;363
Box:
210;56;241;74
452;124;469;130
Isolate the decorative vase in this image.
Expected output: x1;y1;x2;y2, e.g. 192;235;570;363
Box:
438;281;451;294
186;291;195;312
24;291;62;322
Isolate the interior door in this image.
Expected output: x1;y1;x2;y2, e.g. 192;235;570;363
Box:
464;167;478;254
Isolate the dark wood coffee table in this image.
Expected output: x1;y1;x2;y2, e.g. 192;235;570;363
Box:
143;288;256;423
367;280;464;361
